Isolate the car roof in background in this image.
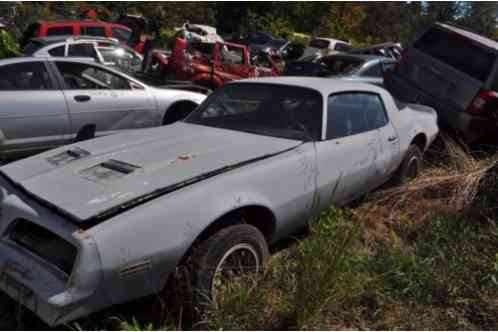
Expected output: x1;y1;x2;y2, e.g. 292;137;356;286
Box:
436;22;498;51
350;42;401;52
321;53;394;63
29;35;120;45
234;76;385;96
37;20;130;28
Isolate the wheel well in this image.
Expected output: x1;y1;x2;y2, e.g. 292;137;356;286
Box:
411;133;427;152
178;206;276;264
162;100;198;125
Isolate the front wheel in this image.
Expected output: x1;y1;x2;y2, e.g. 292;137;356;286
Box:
187;224;269;316
393;144;423;184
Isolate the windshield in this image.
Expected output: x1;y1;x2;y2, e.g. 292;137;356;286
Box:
319;56;365;75
185;83;323;141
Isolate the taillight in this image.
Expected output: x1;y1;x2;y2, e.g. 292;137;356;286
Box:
467;90;498;115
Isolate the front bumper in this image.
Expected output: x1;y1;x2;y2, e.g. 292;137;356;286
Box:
0;177;108;326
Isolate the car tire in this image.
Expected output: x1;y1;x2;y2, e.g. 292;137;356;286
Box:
394;144;423;184
186;224;269;321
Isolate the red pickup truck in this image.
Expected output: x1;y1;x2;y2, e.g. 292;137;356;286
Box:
147;40;279;89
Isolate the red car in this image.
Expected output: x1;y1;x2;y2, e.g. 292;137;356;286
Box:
21;20;132;48
148;39;279;89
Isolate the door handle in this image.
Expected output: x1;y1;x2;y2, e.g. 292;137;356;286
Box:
388;136;397;142
74;95;91;102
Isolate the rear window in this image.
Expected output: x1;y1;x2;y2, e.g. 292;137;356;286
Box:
47;26;74;36
9;220;77;276
310;39;330;49
414;27;496;82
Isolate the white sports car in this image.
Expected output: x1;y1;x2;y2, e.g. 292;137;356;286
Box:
0;77;438;326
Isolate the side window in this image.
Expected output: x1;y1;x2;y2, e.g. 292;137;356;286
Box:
0;62;53;90
68;43;98;60
334;43;351;52
219;45;244;65
55;62;130;90
81;26;106;37
46;26;74;36
326;93;387;140
112;27;131;43
48;45;65;56
362;63;383;77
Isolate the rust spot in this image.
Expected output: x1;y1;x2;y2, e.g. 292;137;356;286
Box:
177;154;195;161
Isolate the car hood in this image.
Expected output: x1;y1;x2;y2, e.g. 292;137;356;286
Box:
1;123;301;223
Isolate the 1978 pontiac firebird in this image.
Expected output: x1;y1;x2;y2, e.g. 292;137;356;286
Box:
0;77;438;326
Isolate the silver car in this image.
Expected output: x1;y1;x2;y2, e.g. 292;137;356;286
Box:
23;36;144;74
0;57;206;161
0;77;438;326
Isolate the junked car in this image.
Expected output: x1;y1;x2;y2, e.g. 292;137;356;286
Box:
385;22;498;142
0;77;438;326
300;37;351;60
284;54;397;86
23;36;144;74
0;57;205;161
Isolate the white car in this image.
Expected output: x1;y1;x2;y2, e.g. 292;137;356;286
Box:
0;77;438;326
0;57;206;160
23;36;143;74
300;37;351;60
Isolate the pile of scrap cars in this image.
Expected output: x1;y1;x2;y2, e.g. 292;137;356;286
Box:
0;14;496;327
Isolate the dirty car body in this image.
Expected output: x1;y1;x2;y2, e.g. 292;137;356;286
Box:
0;57;205;160
0;77;438;325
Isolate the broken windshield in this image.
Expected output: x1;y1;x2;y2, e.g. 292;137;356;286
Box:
185;83;323;141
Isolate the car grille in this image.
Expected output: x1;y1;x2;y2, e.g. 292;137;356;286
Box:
8;219;77;276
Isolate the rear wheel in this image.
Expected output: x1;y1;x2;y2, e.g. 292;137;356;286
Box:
394;144;423;184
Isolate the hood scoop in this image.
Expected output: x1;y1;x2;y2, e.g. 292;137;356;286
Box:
46;147;90;166
80;160;140;184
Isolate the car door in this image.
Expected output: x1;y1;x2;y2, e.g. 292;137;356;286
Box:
314;92;383;208
0;61;70;159
215;43;251;81
52;61;158;140
363;93;400;183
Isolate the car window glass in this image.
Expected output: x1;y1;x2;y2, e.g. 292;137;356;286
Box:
309;39;330;49
414;27;495;82
112;27;132;43
327;93;387;139
334;43;351;52
46;26;74;36
81;26;106;37
362;63;383;77
55;61;130;90
321;57;363;75
98;47;142;68
48;45;65;56
219;44;244;65
0;62;52;90
68;43;97;59
187;83;323;141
